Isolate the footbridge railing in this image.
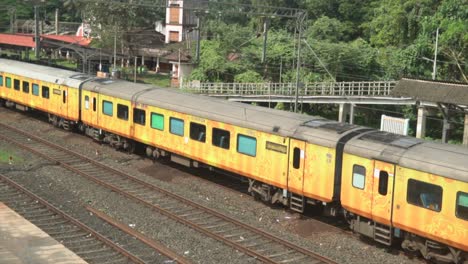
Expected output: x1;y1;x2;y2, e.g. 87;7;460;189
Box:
181;81;398;97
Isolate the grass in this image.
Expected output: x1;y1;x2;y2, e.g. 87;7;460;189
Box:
119;69;172;88
138;73;171;88
0;149;23;165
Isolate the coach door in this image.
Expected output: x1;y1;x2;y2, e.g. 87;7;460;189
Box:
371;160;395;244
288;139;306;196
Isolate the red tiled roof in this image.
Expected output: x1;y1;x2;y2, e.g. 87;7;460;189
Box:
0;34;35;48
43;35;91;46
0;33;91;48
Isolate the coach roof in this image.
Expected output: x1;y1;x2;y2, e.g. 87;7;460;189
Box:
81;78;321;138
345;130;468;182
0;59;84;88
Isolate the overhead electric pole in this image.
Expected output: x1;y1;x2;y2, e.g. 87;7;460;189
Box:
432;27;439;80
34;5;40;59
294;12;306;113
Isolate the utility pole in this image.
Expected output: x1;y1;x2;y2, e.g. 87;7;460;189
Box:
134;56;137;83
113;28;117;70
294;13;305;113
279;56;283;83
195;16;201;62
34;5;40;59
55;8;59;35
261;18;269;64
432;27;439;80
9;7;16;33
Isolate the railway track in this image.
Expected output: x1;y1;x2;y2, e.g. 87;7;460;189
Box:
0;173;175;264
0;122;336;264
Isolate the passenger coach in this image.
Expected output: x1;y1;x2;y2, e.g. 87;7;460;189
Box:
0;59;83;130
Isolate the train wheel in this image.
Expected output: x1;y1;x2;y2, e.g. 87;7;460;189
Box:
49;114;59;127
124;139;135;154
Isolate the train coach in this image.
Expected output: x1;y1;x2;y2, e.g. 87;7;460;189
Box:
0;58;467;263
0;59;84;129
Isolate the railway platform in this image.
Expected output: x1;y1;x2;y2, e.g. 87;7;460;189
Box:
0;203;87;264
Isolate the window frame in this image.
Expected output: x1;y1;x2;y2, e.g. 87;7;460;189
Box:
189;122;206;143
117;104;129;121
352;165;366;190
13;79;20;91
6;77;11;88
237;134;257;157
150;112;164;131
169;117;184;136
92;97;97;112
42;86;50;98
292;147;301;169
0;75;3;87
22;81;30;93
456;191;468;221
212;127;230;150
406;179;443;212
378;170;389;196
32;84;39;96
102;100;113;116
62;90;67;103
84;96;90;110
133;108;146;126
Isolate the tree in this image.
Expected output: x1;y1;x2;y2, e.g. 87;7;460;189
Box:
83;1;164;50
307;16;345;42
422;0;468;82
363;0;438;47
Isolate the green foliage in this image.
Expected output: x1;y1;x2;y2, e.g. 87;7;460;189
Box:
0;1;32;33
83;0;163;50
6;0;464;84
416;0;468;81
308;16;345;42
234;70;263;83
363;0;438;47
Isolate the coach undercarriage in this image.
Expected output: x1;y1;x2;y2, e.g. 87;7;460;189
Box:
402;233;468;264
344;211;467;264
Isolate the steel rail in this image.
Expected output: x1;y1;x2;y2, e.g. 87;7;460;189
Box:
0;173;146;264
86;205;192;264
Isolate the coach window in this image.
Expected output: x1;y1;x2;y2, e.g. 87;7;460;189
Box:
92;97;97;112
32;84;39;96
151;113;164;131
293;147;301;169
42;86;49;98
14;79;20;91
212;128;230;149
170;117;184;136
6;77;11;88
352;165;366;190
456;192;468;220
102;100;113;116
62;91;67;103
22;81;30;93
378;171;389;196
117;104;129;120
237;134;256;157
407;179;442;212
85;95;89;110
190;122;206;142
133;108;146;125
0;75;3;86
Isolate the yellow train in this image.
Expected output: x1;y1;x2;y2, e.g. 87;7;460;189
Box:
1;59;467;263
